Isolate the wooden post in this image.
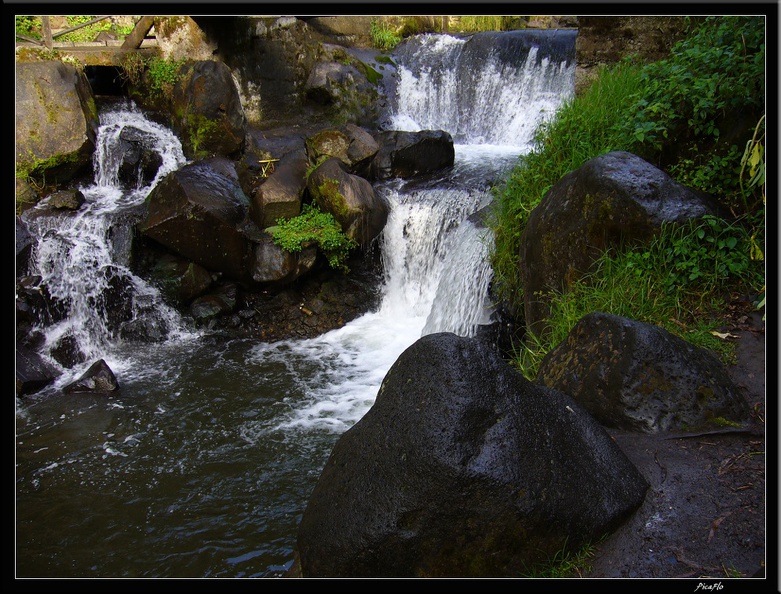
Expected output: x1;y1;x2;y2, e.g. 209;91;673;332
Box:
121;16;155;50
41;16;52;49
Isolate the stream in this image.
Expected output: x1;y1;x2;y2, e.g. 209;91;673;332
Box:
15;29;576;578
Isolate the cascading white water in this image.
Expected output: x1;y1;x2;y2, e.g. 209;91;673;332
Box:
387;31;576;145
23;102;193;370
258;32;575;432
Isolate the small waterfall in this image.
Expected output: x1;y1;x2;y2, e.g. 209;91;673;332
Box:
385;30;576;146
22;101;192;369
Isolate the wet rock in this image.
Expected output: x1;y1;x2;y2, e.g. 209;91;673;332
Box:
520;151;717;335
49;332;87;368
151;253;214;305
139;160;256;283
298;332;648;577
190;283;238;322
372;130;455;180
171;60;247;159
16;345;61;397
116;126;164;189
63;359;119;394
47;189;85;210
249;151;307;230
250;233;318;286
535;312;751;433
16;216;34;274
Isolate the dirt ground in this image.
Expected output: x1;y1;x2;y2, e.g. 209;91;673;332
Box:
582;308;772;585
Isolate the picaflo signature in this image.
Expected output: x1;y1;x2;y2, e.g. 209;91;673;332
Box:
694;583;724;592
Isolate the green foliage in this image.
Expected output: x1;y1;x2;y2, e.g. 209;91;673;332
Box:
269;203;358;272
147;56;185;102
517;539;598;578
622;214;764;294
119;51;146;87
59;16;114;42
623;16;765;214
739;115;766;209
455;16;515;32
489;58;646;311
186;114;218;158
370;18;402;51
15;15;40;39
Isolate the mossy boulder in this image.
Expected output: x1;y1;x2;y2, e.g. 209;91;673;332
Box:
15;61;99;195
520;151;717;336
307;157;388;248
170;60;247;159
535;312;751;433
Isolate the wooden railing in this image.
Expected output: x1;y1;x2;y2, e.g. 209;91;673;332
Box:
15;16;155;50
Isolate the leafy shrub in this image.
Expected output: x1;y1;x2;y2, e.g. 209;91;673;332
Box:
623;16;765;214
269;203;358;272
622;214;764;292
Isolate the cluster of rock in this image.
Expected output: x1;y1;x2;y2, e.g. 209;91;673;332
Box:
15;20;457;397
294;151;752;577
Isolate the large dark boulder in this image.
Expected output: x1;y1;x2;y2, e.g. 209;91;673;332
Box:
171;60;247;159
139;159;256;282
520;151;716;335
15;61;99;193
372;130;455;180
115;125;165;190
535;312;751;433
297;332;648;577
307;158;388;248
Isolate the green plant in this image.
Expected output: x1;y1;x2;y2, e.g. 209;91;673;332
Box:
370;18;402;51
58;16;114;42
623;215;763;293
269;203;358;272
623;16;765;215
186;113;218;158
455;16;514;32
739;115;766;209
147;56;185;102
517;539;598;578
15;15;40;39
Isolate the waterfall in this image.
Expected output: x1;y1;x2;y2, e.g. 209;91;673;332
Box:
22;101;193;371
263;31;575;432
385;30;576;146
16;30;578;578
